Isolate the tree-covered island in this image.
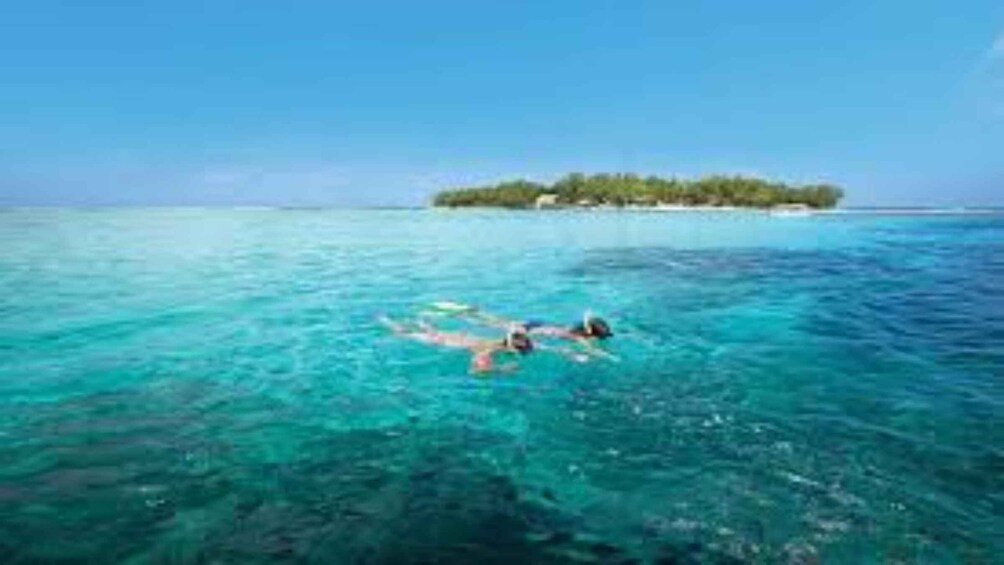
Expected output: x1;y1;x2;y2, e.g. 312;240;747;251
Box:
433;173;843;209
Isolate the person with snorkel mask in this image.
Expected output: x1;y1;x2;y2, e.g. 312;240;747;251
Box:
379;316;533;374
526;311;614;341
445;308;617;362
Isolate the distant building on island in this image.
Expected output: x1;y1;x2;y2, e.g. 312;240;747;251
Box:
534;194;559;209
769;203;813;217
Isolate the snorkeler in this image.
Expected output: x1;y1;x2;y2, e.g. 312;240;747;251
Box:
427;304;617;362
526;311;614;342
521;312;617;361
378;316;533;374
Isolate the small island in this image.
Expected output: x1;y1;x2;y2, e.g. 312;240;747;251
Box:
433;173;843;210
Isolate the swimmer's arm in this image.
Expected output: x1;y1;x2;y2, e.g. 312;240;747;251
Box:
536;343;591;363
572;338;621;362
469;350;518;375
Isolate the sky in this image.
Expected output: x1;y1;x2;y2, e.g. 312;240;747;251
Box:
1;1;1002;207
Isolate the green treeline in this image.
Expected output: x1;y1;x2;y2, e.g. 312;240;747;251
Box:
433;173;843;209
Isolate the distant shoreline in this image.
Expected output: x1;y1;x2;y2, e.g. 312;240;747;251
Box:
428;205;1004;216
433;173;844;210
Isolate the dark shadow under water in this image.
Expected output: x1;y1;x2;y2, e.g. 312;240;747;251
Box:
0;378;759;564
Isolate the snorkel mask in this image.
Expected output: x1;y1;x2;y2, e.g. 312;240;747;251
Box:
504;326;534;354
582;311;613;339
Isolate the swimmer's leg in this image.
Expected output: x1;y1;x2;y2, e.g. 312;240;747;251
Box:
441;305;512;330
380;316;445;347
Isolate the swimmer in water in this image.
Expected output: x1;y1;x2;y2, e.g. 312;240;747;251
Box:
529;311;614;341
379;316;533;374
448;309;617;362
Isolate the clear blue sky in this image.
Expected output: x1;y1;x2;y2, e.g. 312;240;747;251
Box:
1;1;1001;206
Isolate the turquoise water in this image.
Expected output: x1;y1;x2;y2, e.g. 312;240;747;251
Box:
0;209;1001;563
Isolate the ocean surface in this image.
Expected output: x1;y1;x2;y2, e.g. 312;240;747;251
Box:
0;209;1001;564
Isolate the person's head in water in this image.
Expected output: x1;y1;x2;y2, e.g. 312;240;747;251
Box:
503;328;534;354
571;313;613;340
